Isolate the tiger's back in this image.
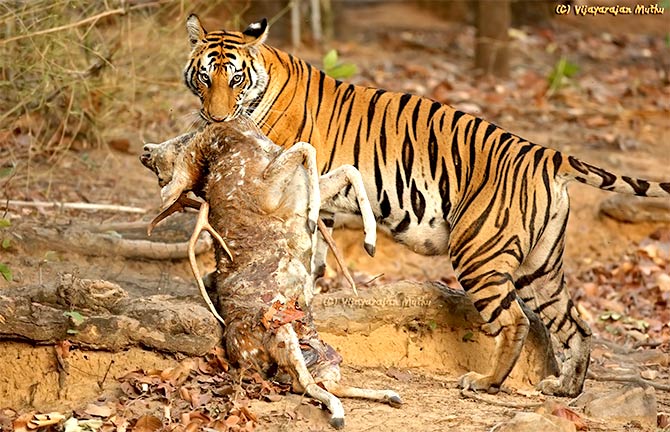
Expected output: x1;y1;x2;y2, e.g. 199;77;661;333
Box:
183;15;670;398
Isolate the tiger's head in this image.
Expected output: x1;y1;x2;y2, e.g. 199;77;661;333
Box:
184;14;269;123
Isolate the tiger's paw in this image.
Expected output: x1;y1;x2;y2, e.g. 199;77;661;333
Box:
537;375;582;397
458;372;501;395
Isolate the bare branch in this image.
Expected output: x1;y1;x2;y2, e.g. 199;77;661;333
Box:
3;200;146;214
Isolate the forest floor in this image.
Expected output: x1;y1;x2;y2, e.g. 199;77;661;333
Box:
1;2;669;431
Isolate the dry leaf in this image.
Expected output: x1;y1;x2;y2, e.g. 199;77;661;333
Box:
84;403;114;418
28;412;66;429
385;367;412;382
133;414;162;432
550;405;587;431
225;415;241;427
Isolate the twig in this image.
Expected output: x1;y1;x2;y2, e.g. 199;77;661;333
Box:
588;372;670;392
0;2;165;45
317;219;358;295
3;200;146;214
460;389;543;409
0;8;126;45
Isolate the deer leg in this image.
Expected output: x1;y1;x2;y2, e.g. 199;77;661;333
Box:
321;381;403;408
262;142;320;233
187;201;233;325
319;165;376;257
270;324;346;429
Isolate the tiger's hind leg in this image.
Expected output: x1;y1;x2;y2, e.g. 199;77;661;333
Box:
515;208;592;397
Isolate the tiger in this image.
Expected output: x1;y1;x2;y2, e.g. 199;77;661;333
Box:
182;14;670;397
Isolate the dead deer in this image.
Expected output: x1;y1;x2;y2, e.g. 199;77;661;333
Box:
140;118;402;428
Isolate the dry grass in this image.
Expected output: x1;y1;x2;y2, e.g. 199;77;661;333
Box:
0;1;212;199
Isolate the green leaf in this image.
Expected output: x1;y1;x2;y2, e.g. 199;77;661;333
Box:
64;310;85;326
0;219;10;229
0;263;12;282
44;250;59;262
428;320;437;331
0;167;13;178
462;331;474;342
327;63;358;80
323;49;338;70
548;57;580;93
1;238;10;249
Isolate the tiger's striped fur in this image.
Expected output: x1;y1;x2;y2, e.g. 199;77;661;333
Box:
183;15;670;397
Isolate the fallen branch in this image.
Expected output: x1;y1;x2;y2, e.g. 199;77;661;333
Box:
460;389;543;409
587;372;670;392
3;200;146;214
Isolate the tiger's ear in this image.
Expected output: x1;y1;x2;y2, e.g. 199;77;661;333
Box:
186;14;206;48
242;18;268;47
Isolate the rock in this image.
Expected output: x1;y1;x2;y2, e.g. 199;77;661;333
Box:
600;195;670;223
493;412;576;432
582;385;657;426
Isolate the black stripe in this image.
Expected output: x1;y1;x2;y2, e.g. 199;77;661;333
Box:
568;156;589;175
391;211;411;235
380;191;391;219
352;122;361;169
402;131;414;187
395;160;404;208
410;180;426;224
398;93;412;115
473;294;501;312
487;290;516;324
374;148;383;201
622;176;650;196
428;126;438;179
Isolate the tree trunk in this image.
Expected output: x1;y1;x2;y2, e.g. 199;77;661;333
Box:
475;0;511;77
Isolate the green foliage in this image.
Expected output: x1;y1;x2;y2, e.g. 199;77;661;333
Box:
322;49;358;80
547;57;580;94
0;263;12;282
0;218;11;282
64;310;85;334
462;331;475;342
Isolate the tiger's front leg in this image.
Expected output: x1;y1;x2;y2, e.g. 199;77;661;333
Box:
457;274;530;393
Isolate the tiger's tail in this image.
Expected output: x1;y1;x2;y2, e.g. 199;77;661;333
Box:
560;154;670;198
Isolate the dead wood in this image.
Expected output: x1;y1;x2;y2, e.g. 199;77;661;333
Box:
22;212;211;260
0;274;556;381
0;274;221;355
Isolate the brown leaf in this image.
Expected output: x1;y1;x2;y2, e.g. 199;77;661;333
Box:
225;415;241;427
133;415;163;432
27;412;66;429
108;138;130;153
84;403;114;418
55;340;72;359
12;413;32;432
551;405;587;431
385;367;412;382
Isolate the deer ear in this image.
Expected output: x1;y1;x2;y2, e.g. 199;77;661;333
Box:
186;14;206;47
242;18;268;46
